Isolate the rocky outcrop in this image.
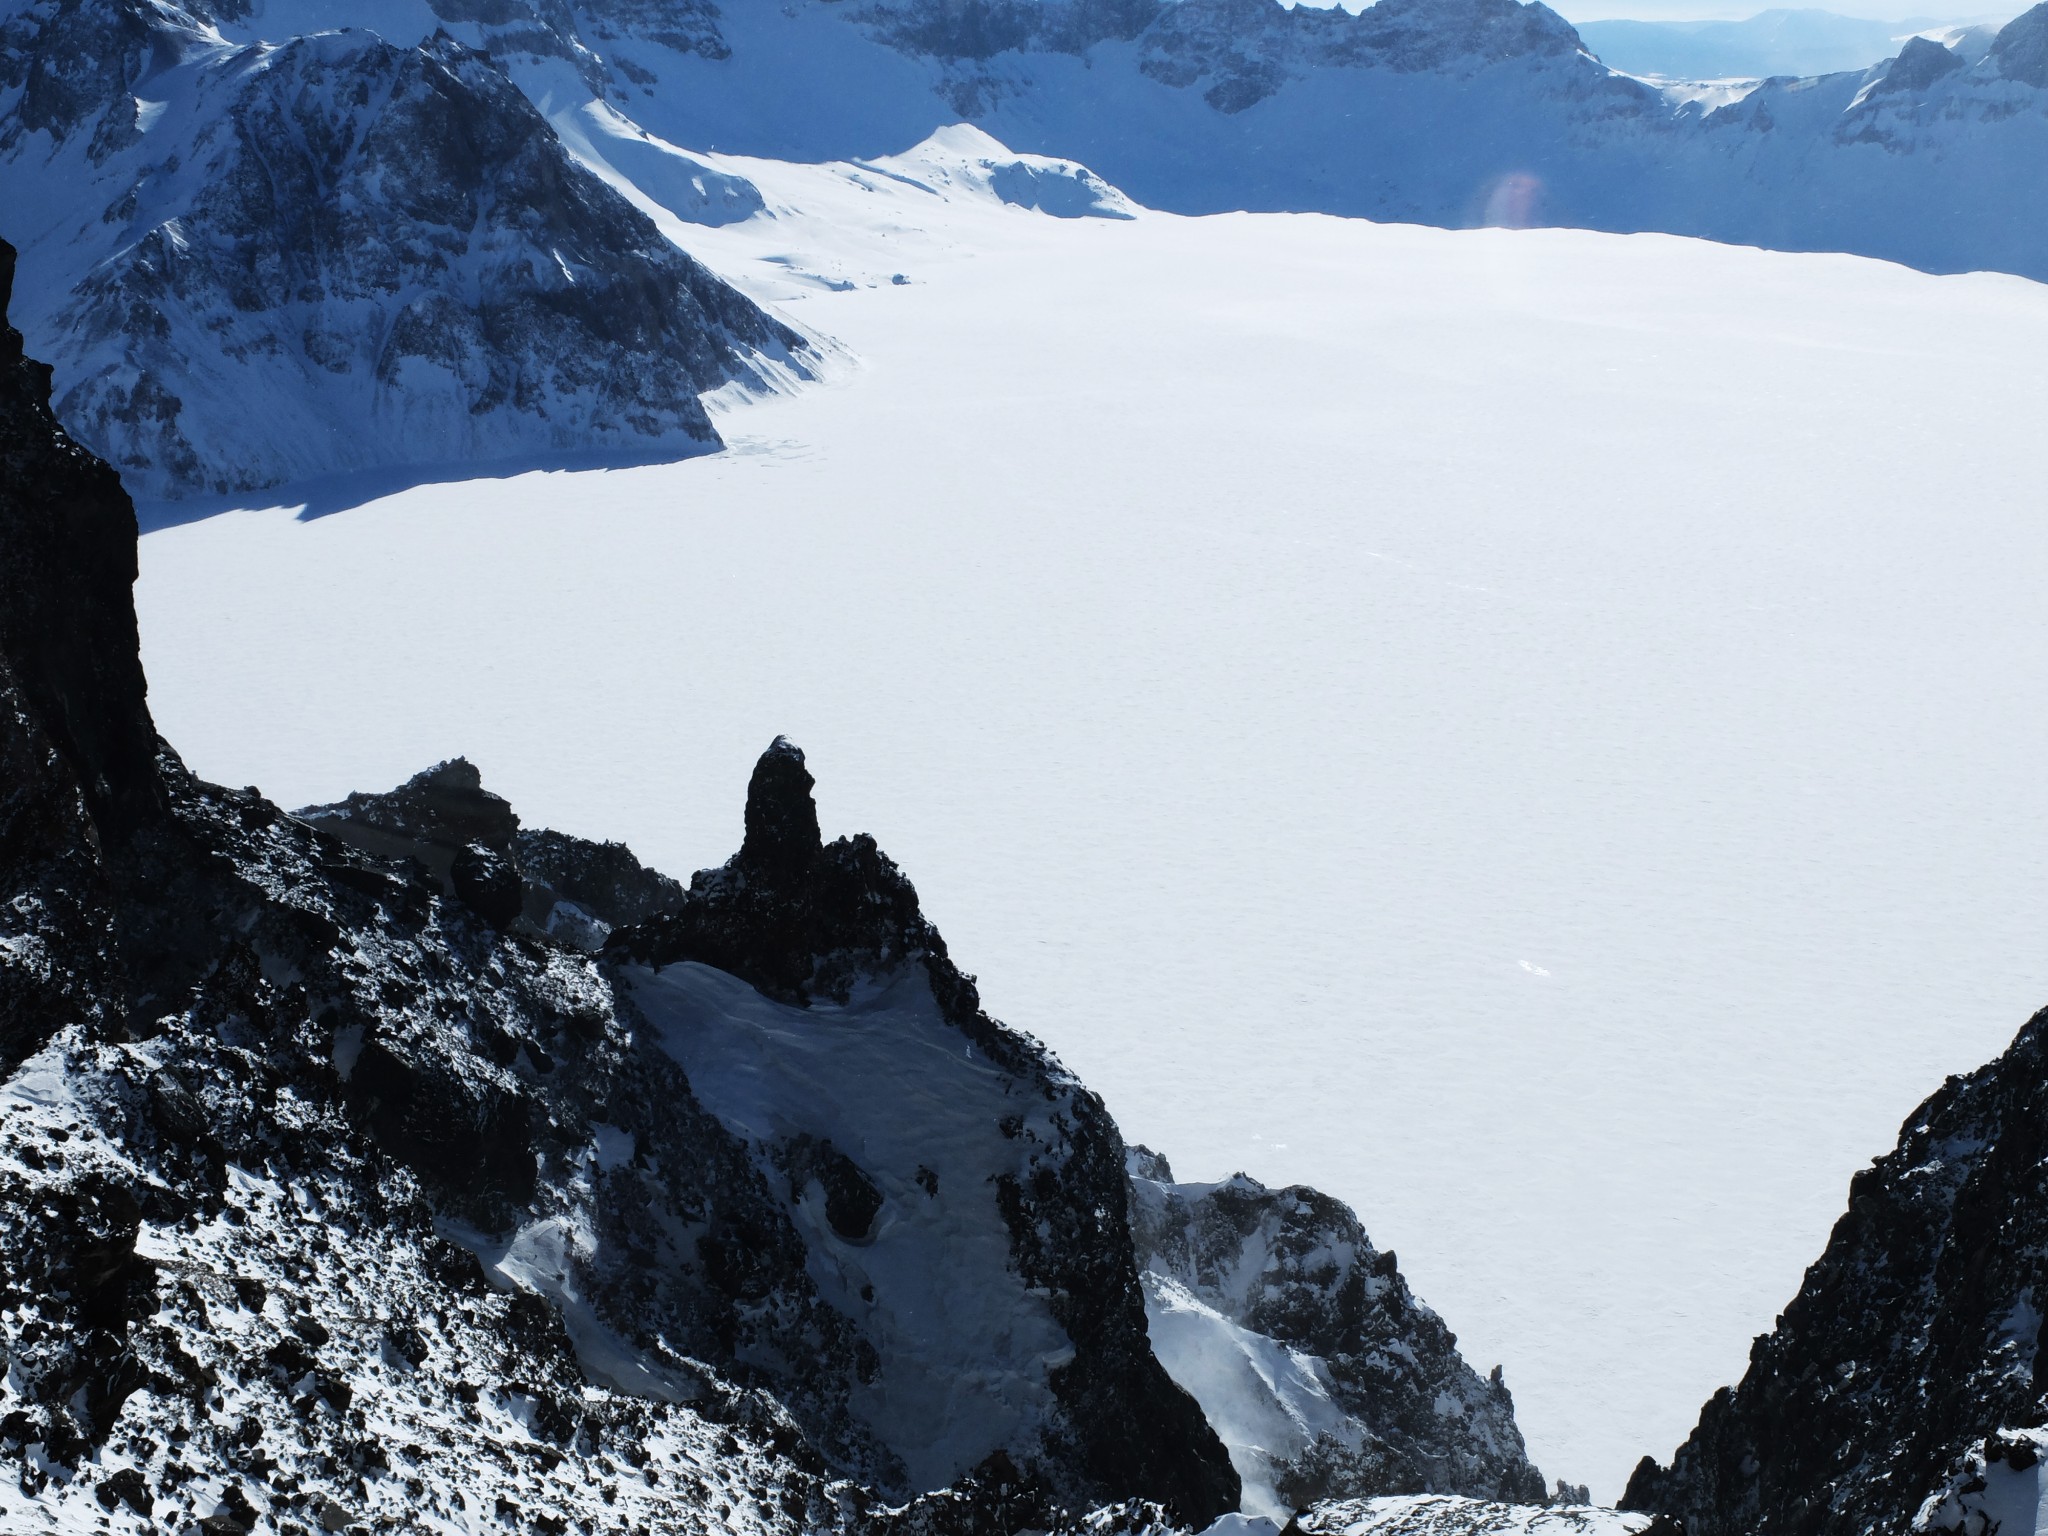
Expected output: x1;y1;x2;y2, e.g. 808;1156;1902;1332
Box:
1129;1150;1550;1515
612;739;1243;1523
1621;1003;2048;1536
1872;35;1966;94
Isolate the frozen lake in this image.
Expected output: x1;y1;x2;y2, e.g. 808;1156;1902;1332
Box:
134;143;2048;1498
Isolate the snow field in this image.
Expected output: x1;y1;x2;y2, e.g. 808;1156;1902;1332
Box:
131;145;2048;1497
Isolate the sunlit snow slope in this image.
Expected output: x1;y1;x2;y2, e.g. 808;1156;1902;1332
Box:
130;139;2048;1499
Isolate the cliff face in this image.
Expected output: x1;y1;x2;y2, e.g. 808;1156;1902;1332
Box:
0;232;161;1077
0;236;159;842
1623;1006;2048;1536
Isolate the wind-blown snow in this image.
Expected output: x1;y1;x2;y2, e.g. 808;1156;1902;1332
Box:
130;139;2048;1497
1143;1273;1352;1517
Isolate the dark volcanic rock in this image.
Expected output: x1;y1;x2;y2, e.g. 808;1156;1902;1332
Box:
301;758;520;880
0;232;166;1076
452;842;526;928
1623;1003;2048;1536
302;759;684;947
0;237;162;841
741;735;827;884
514;825;684;930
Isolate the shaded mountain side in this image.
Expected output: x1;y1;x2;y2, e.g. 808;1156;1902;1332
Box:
1622;1003;2048;1536
0;0;807;499
1129;1151;1551;1514
0;222;1583;1533
0;237;159;845
0;231;156;1075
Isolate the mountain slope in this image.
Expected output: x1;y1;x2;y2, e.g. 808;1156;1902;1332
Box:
8;0;2048;502
234;0;2048;280
0;0;807;499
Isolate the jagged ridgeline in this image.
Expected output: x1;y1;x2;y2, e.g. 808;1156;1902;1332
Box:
1;235;1592;1535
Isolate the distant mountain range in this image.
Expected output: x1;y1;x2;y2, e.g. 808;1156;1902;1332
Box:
1577;7;2006;80
5;0;2048;500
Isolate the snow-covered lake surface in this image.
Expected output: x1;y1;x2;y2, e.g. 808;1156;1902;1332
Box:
132;137;2048;1499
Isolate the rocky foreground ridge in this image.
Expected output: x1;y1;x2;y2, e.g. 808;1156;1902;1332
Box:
0;233;1583;1534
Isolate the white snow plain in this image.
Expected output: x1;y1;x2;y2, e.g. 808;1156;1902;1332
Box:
131;137;2048;1500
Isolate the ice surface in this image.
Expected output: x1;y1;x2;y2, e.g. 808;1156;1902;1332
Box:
130;143;2048;1497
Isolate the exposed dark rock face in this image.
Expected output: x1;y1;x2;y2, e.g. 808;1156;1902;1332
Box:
1875;34;1966;93
301;758;521;881
741;735;828;883
582;0;731;59
1993;0;2048;85
1130;0;1586;110
1129;1150;1550;1509
0;2;806;499
853;0;1164;62
515;825;685;929
0;238;161;843
1622;1004;2048;1536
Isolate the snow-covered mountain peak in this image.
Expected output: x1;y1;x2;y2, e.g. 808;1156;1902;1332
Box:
0;0;811;498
